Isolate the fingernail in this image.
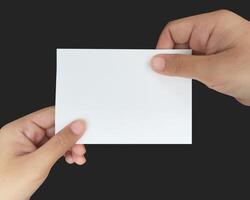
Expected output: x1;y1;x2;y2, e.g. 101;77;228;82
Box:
151;56;166;72
70;120;85;135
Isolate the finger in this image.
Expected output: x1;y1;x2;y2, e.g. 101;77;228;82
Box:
72;153;86;165
46;126;55;138
71;144;86;156
21;106;55;130
156;12;216;53
175;44;189;49
156;24;175;49
150;54;220;84
65;151;74;164
22;121;45;145
6;107;55;146
64;144;86;165
38;135;49;147
32;120;86;168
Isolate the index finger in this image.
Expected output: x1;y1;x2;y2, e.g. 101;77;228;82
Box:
16;106;55;130
156;11;216;53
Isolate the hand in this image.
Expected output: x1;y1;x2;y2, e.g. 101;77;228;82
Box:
0;107;86;200
150;10;250;106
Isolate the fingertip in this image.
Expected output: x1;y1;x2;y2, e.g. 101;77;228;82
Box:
70;120;86;135
65;154;74;164
72;144;86;156
151;56;166;72
72;152;86;165
76;157;86;165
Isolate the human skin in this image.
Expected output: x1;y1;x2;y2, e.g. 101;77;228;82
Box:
1;8;250;200
151;10;250;106
0;107;86;200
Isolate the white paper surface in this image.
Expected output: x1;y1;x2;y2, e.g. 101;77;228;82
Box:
56;49;192;144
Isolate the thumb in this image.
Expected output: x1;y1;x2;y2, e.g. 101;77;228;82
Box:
150;54;217;83
32;120;86;168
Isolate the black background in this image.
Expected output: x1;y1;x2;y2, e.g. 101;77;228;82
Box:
1;0;250;199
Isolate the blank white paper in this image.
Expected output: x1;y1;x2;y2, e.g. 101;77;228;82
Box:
56;49;192;144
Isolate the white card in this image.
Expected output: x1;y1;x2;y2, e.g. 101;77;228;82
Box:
56;49;192;144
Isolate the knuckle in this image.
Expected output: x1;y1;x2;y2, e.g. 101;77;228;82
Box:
166;20;176;27
161;22;171;36
216;9;234;18
0;121;17;133
166;19;179;30
0;123;10;132
22;119;33;131
45;106;55;113
165;19;179;31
